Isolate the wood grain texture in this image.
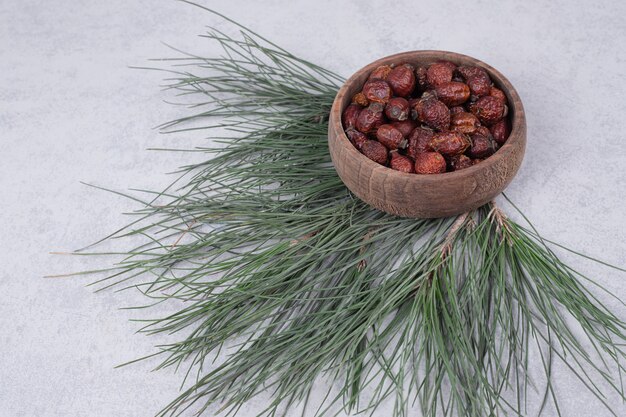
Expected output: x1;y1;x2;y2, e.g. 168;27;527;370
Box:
328;50;527;218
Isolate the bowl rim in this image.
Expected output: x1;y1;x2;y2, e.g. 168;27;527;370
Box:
329;50;526;184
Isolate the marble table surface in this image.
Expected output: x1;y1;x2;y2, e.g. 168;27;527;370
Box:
1;0;625;415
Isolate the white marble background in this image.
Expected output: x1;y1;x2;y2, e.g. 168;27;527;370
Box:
1;0;625;416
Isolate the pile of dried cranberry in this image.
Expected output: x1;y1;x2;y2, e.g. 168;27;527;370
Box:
342;60;510;174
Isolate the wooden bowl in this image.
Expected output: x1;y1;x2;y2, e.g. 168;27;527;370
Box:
328;50;526;218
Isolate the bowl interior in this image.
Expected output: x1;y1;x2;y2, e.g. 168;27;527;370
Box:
335;51;524;178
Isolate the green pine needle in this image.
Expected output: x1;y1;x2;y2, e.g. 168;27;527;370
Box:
70;5;626;417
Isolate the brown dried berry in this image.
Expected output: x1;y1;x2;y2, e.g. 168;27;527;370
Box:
456;65;489;82
473;158;484;165
457;66;491;98
387;64;416;97
429;131;470;156
489;86;507;104
369;65;392;81
352;92;369;107
391;119;417;138
436;60;457;72
376;124;407;150
361;139;388;165
362;80;392;104
449;154;474;171
355;103;385;133
346;128;368;150
490;118;510;145
415;66;429;92
466;75;492;98
433;81;471;106
426;62;454;87
450;112;480;135
419;90;437;101
469;96;506;126
390;151;414;173
414;152;447;174
475;125;492;138
407;127;435;159
449;106;465;115
384;97;410;121
413;98;450;131
468;133;496;158
341;103;362;129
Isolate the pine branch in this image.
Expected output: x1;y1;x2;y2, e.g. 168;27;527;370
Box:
67;7;626;417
